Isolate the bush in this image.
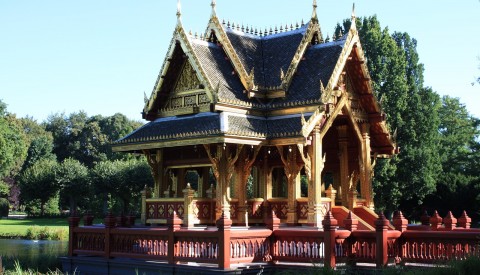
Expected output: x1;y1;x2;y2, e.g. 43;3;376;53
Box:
25;226;67;240
0;197;9;217
24;196;60;217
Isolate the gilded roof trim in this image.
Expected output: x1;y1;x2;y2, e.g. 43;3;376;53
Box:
144;23;215;116
281;20;322;91
206;15;254;92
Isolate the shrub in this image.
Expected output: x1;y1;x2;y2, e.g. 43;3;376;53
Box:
0;197;9;217
25;226;67;240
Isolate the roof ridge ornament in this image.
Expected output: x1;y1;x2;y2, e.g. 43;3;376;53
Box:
211;0;217;19
176;0;182;26
350;3;357;31
311;0;318;22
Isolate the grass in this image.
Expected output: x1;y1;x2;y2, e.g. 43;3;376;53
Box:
0;218;69;240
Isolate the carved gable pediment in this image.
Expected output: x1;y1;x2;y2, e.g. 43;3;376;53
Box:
174;61;201;94
159;60;211;117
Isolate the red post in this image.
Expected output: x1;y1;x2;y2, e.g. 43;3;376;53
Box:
429;210;442;230
458;210;471;229
264;210;280;231
392;211;408;232
322;210;338;269
420;210;430;226
104;211;116;258
443;211;457;230
343;211;358;232
83;212;94;226
216;211;232;269
375;212;389;268
167;211;182;265
68;212;80;257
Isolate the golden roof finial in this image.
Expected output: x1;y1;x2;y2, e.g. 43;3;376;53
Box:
176;0;182;25
351;3;357;30
211;0;217;18
311;0;318;22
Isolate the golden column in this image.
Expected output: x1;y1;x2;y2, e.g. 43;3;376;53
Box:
308;125;325;227
360;123;373;209
337;125;349;206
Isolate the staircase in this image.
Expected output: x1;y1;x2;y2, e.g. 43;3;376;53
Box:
331;205;394;230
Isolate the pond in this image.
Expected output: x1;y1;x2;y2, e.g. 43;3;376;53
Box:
0;239;67;258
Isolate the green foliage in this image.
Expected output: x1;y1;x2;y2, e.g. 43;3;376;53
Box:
22;135;56;171
0;197;9;217
346;16;443;216
19;159;59;216
25;225;67;240
24;196;60;217
0;180;10;198
425;96;480;219
0;104;29;179
1;254;64;274
55;158;90;212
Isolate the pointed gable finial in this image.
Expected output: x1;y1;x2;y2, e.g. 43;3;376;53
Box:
176;0;182;25
350;3;357;30
211;0;217;18
311;0;318;22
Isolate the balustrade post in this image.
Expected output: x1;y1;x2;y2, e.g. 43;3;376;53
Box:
420;210;430;226
68;211;80;257
392;211;408;232
443;211;457;230
216;211;232;269
167;211;182;265
347;188;358;209
343;211;358;231
325;185;337;207
126;212;136;227
429;210;442;230
116;213;127;227
104;211;116;259
264;210;280;231
83;211;94;226
183;183;196;229
375;213;389;268
458;210;471;229
322;211;338;269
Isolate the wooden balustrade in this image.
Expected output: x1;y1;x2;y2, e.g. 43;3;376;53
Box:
399;231;480;262
68;209;480;270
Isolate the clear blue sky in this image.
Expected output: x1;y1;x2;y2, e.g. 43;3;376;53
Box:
1;0;479;123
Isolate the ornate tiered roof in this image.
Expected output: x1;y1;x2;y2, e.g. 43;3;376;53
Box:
112;1;396;156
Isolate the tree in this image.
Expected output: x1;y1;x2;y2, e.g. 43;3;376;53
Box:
90;160;121;214
425;96;480;219
56;158;90;212
0;101;28;179
19;159;59;216
114;159;153;213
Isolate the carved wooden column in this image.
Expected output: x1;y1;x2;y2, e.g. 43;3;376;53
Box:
360;123;373;209
304;125;325;227
337;125;349;207
234;146;261;224
277;145;302;225
204;144;243;220
260;150;273;216
175;168;186;198
144;149;164;198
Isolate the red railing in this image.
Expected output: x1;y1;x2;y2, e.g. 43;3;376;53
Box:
68;209;480;270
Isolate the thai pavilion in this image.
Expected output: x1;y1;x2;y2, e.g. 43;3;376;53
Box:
61;3;479;274
63;1;398;273
112;0;395;227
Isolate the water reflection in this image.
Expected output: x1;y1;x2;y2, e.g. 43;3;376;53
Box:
0;239;67;258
